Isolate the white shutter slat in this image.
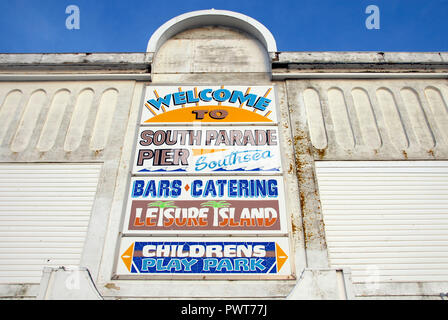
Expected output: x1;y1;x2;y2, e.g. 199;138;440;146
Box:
0;163;101;284
315;161;448;283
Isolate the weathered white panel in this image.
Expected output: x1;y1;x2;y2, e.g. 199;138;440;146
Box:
64;88;95;152
375;88;409;150
351;88;382;149
0;81;134;162
90;88;118;151
152;27;270;81
424;86;448;145
11;90;47;152
327;88;355;149
153;39;194;73
0;163;101;284
400;88;435;148
193;38;268;73
37;89;71;152
289;79;448;159
315;161;448;284
302;88;327;150
0;90;23;145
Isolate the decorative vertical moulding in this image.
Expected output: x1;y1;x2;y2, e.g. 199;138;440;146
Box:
302;88;328;150
64;88;95;152
0;90;23;146
37;89;71;152
11;90;47;153
90;88;119;151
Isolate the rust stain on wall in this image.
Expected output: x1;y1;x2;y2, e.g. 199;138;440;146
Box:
292;127;328;250
105;283;120;290
402;150;408;159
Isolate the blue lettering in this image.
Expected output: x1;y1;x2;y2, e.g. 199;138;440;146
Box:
267;180;278;197
195;156;208;172
199;89;212;102
173;91;187;105
141;258;156;271
191;180;203;197
208;160;217;169
132;180;145;197
255;180;266;197
204;180;217;197
234;258;250;271
216;180;227;197
238;180;249;197
143;180;157;197
229;90;258;107
249;180;255;197
186;90;200;104
158;180;170;198
254;97;271;111
216;258;234;272
228;180;238;197
203;258;218;271
250;258;266;271
262;150;273;159
194;150;275;172
166;259;182;271
212;89;231;102
156;259;168;271
171;180;182;197
181;259;198;272
147;94;171;110
147;88;271;112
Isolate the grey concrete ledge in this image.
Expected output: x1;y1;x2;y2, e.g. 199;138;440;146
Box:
0;52;447;74
0;73;151;81
0;53;152;72
272;52;448;73
272;72;448;80
273;51;447;64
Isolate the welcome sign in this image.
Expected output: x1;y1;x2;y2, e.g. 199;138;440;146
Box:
116;237;291;278
122;176;287;235
114;84;294;279
133;126;282;174
140;86;278;124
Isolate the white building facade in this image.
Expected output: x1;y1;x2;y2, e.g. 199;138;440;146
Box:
0;10;447;300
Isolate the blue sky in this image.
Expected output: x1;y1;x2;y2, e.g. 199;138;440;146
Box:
0;0;447;53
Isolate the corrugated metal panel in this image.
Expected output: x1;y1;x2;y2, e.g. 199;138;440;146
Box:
315;161;448;283
0;163;101;284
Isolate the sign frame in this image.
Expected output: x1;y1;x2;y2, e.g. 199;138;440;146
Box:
113;237;295;280
121;176;289;236
139;85;280;126
131;126;283;175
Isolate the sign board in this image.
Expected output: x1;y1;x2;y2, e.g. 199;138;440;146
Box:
133;126;282;174
117;237;292;278
123;176;288;235
113;84;293;280
140;86;278;124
